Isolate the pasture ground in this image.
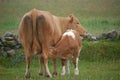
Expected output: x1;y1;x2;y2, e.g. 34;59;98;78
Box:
0;40;120;80
0;56;120;80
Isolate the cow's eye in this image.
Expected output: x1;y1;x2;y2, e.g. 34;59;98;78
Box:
76;22;79;24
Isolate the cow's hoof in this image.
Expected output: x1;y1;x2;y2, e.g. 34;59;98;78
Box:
25;74;30;79
39;72;43;76
25;72;30;79
53;72;57;76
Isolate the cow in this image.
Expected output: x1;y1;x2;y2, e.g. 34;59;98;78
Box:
18;9;87;78
49;29;82;75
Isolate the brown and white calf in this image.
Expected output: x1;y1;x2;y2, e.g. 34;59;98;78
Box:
49;29;82;75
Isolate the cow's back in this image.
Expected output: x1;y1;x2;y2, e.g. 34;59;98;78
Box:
18;9;63;54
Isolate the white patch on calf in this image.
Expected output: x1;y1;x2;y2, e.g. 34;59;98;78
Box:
63;30;75;39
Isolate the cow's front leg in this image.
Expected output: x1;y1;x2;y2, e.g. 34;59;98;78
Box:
52;59;57;76
25;54;31;79
38;55;44;76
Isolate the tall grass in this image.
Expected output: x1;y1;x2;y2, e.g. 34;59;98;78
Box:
81;40;120;61
0;0;120;35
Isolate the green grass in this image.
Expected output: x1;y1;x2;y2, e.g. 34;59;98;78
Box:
0;59;120;80
0;0;120;80
81;40;120;61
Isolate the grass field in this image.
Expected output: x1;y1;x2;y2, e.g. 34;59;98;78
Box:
0;60;120;80
0;40;120;80
0;0;120;80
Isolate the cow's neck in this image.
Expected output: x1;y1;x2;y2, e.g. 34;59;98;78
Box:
59;17;69;33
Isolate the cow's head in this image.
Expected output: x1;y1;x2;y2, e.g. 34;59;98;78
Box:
67;14;87;36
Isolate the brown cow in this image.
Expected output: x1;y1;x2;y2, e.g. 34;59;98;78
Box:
18;9;87;78
49;29;82;75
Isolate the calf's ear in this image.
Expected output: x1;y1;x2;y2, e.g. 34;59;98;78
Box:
69;14;74;23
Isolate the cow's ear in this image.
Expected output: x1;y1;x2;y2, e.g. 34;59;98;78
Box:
69;14;74;23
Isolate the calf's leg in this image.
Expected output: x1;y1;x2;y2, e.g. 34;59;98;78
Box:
61;59;66;75
66;60;70;74
73;57;79;75
52;59;58;75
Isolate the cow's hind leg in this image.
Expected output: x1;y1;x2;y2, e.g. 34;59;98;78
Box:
25;53;31;78
38;55;44;76
44;57;52;78
73;57;79;75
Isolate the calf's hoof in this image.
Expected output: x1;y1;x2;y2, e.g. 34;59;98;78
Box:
61;72;65;76
74;69;79;75
66;70;70;75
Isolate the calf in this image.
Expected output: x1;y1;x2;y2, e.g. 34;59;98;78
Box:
50;29;82;75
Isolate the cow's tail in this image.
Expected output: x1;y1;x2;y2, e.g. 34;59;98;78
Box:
31;9;37;34
31;9;41;54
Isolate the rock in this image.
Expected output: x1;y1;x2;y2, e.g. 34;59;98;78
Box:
119;35;120;40
3;32;22;49
96;33;107;40
83;33;92;40
0;36;2;48
106;29;118;40
4;32;14;40
84;33;97;41
4;32;13;37
7;49;15;56
91;36;97;41
96;29;118;40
